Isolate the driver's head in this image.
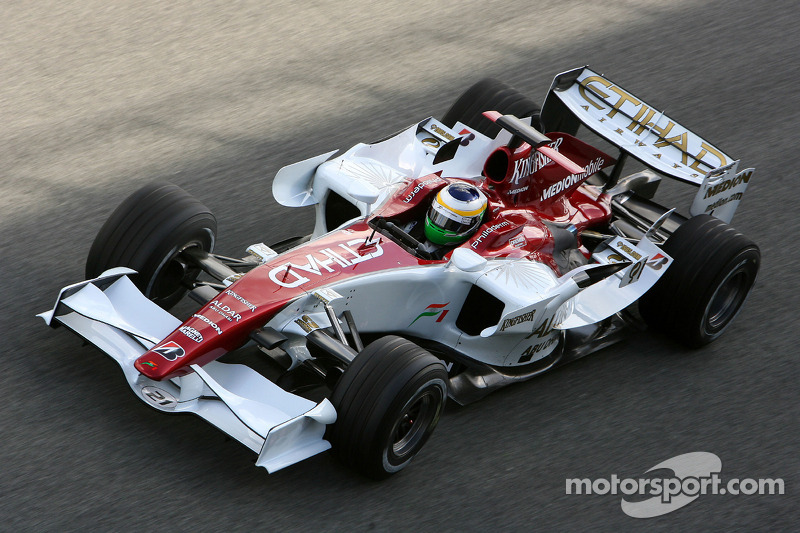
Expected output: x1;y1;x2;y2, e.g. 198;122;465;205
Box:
424;182;487;245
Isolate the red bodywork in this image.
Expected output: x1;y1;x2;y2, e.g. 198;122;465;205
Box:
135;132;615;381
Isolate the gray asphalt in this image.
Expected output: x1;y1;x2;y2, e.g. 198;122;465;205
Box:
2;1;797;530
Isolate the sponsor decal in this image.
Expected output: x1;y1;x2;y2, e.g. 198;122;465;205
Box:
223;273;244;285
539;157;604;201
471;221;512;249
512;137;563;183
246;242;278;263
501;309;537;331
294;315;320;333
647;253;668;270
616;240;642;260
704;193;743;213
179;326;203;343
525;315;557;339
703;170;752;199
192;314;223;335
141;360;158;369
269;238;384;288
576;74;728;174
141;386;177;409
509;234;527;249
459;129;476;146
429;123;456;141
523;301;572;340
403;176;444;203
517;335;558;363
621;259;646;286
421;137;441;149
152;341;185;361
409;303;449;327
312;287;343;305
224;289;256;312
208;300;243;322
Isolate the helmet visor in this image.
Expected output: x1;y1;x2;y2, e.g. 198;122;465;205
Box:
428;201;482;235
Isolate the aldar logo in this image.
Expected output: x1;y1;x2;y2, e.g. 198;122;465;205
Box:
152;341;186;361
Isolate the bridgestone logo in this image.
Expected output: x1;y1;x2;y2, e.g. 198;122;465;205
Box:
540;157;604;201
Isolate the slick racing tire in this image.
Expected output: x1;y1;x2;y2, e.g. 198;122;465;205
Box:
442;78;542;138
85;182;217;310
327;336;448;479
639;214;760;347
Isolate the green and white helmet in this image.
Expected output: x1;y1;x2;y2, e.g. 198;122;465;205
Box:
424;183;487;245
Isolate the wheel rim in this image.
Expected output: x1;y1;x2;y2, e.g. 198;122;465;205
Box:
388;385;444;463
148;242;204;302
705;261;750;331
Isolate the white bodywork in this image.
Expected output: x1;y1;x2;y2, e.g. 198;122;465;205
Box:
272;117;518;237
38;269;335;473
266;103;677;369
261;237;670;369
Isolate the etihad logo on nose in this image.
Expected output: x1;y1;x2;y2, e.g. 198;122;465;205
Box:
269;238;384;288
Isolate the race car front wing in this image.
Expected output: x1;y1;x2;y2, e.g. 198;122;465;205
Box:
38;268;336;473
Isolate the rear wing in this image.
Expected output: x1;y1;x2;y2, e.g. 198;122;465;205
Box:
541;67;754;222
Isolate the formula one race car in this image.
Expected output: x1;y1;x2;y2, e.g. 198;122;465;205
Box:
39;67;760;478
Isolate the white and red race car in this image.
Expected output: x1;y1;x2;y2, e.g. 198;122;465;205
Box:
39;67;760;478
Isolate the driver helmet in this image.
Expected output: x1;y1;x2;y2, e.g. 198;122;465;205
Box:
424;182;487;245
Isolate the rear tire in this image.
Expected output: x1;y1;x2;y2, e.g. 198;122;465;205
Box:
327;335;448;479
442;78;542;138
639;215;760;347
85;182;217;309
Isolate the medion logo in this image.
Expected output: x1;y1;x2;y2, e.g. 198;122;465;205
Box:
703;171;752;199
540;157;604;201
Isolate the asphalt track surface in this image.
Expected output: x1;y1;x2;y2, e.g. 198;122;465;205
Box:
2;1;798;530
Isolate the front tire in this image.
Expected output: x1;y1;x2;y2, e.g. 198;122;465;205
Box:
327;336;448;479
639;215;760;347
85;182;217;309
